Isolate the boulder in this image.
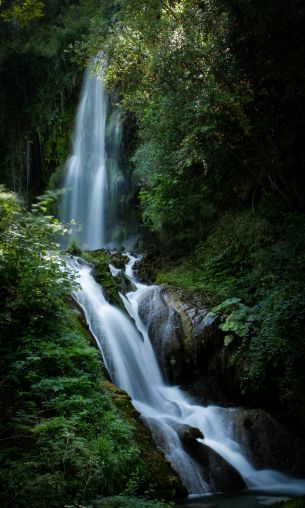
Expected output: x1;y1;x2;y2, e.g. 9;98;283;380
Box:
230;408;305;476
138;286;184;381
104;381;187;499
179;424;204;444
178;424;246;492
114;270;136;294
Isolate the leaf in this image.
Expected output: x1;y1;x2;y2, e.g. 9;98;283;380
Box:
224;334;235;346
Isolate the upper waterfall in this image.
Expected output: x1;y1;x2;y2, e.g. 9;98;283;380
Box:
60;66;133;250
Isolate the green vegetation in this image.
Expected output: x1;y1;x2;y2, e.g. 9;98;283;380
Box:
81;250;122;305
1;0;305;502
88;496;173;508
74;0;305;431
80;250;126;307
0;0;44;26
0;188;180;506
0;0;104;198
79;0;305;249
154;208;305;429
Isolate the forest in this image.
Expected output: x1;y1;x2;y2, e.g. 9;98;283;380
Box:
1;0;305;507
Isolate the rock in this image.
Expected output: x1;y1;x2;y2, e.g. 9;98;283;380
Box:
136;280;246;403
138;286;185;381
133;250;162;284
178;424;246;492
135;257;305;481
178;424;204;444
108;250;129;269
104;381;187;500
149;284;250;406
114;270;137;294
230;408;305;476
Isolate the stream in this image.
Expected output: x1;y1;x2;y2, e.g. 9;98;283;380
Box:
60;65;305;503
69;254;305;499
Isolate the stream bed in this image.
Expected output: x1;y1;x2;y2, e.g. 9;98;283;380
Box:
69;253;305;497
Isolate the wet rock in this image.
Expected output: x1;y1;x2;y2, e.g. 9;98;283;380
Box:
138;286;184;381
104;381;187;499
152;285;251;407
133;250;162;284
135;259;305;480
178;424;246;492
230;408;305;476
114;270;136;294
137;281;246;403
108;250;129;269
178;424;204;445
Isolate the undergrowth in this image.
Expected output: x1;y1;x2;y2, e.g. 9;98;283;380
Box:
0;188;173;506
156;205;305;427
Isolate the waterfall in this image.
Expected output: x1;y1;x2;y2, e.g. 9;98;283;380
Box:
60;67;131;249
70;255;305;497
60;66;305;499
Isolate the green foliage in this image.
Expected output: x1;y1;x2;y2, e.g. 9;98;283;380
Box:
272;496;305;508
206;298;258;344
0;0;103;197
74;0;305;248
97;0;248;244
155;208;305;427
0;0;44;26
0;188;142;506
81;250;123;306
157;210;272;299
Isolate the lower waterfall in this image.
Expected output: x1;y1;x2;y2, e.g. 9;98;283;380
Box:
69;254;305;497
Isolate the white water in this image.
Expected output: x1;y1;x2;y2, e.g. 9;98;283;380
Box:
70;254;305;496
60;67;133;249
60;64;305;498
60;68;107;249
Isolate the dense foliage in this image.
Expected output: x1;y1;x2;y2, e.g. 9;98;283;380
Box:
156;207;305;428
78;0;305;430
1;0;305;502
80;0;305;249
0;188;173;506
0;0;105;198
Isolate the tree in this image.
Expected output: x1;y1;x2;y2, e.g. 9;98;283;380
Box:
0;0;45;26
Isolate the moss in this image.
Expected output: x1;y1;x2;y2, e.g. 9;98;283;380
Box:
72;293;186;501
104;381;187;501
108;250;129;269
81;249;123;307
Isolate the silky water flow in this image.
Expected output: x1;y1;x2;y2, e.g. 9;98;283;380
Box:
61;68;305;499
69;255;305;497
60;66;130;249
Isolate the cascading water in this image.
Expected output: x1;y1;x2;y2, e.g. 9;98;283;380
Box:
61;66;305;501
60;68;107;249
70;255;305;497
60;67;132;249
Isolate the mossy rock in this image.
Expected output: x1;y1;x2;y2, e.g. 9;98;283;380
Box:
108;250;130;269
81;249;123;307
71;312;184;502
104;381;187;500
